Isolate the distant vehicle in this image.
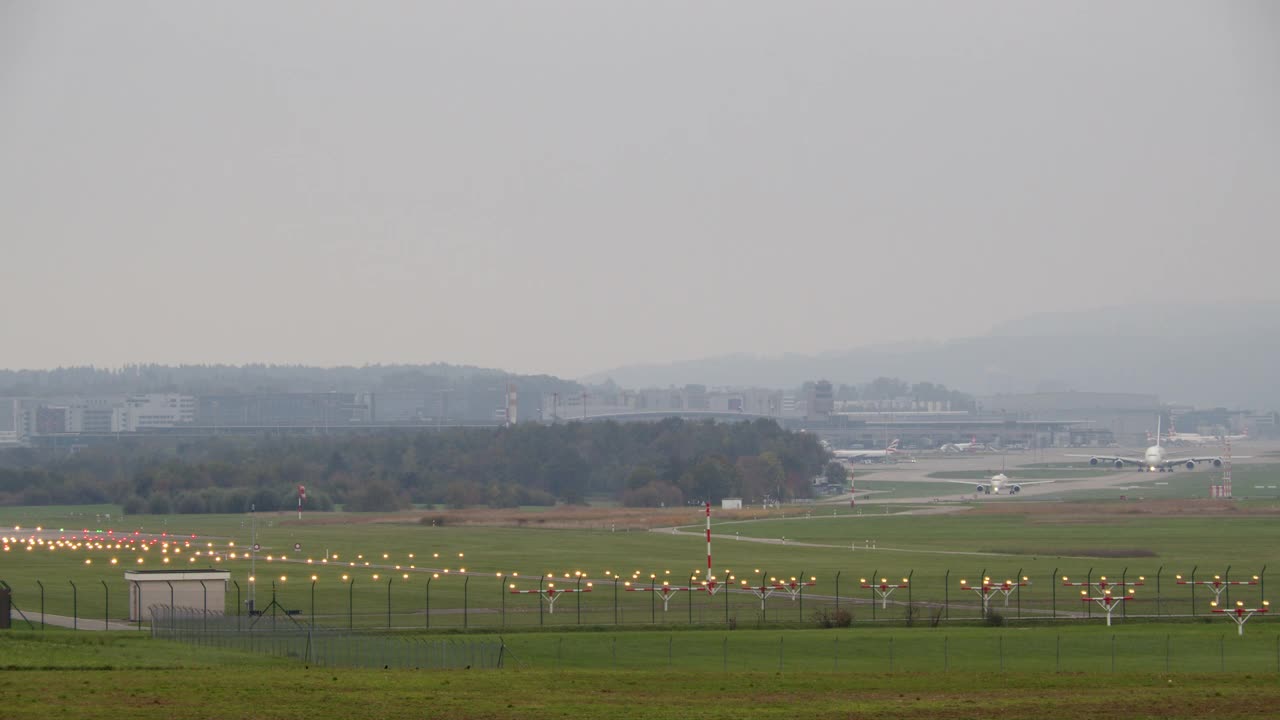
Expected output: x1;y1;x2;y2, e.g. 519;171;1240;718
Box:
1069;417;1249;472
830;439;902;462
940;436;987;453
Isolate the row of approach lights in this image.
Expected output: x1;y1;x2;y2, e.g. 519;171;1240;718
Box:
605;570;818;611
1179;573;1269;635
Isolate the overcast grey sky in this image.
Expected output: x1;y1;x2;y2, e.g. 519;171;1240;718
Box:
2;1;1277;378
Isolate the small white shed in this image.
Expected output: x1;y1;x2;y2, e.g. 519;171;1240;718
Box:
124;569;231;621
721;497;743;510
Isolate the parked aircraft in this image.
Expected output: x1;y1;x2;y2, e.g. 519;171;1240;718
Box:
940;436;986;453
1069;418;1246;472
830;439;902;462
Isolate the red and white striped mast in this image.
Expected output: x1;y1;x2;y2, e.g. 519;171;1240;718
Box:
705;501;712;580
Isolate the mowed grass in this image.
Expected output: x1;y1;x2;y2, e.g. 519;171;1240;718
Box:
2;629;1280;719
4;501;1280;623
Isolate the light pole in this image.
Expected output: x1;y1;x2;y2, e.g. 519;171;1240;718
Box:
345;575;354;629
1212;600;1270;636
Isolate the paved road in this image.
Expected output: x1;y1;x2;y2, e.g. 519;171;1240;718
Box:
8;610;141;631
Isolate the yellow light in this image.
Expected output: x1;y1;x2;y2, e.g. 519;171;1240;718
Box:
84;559;91;565
460;568;466;573
162;557;169;564
311;575;318;582
509;584;516;589
136;558;144;564
383;553;389;559
586;582;593;588
408;553;414;559
1175;575;1182;580
279;575;286;582
249;576;256;583
1264;601;1271;607
861;578;867;583
1237;600;1244;607
1211;601;1219;607
431;573;439;579
1138;576;1145;582
458;553;464;558
342;574;349;581
110;558;117;565
372;574;380;580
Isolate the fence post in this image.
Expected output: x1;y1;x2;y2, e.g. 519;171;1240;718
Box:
1155;565;1163;617
944;569;949;620
36;580;44;630
1224;565;1232;607
1190;565;1197;616
870;568;877;622
1121;567;1128;621
539;575;545;627
1014;567;1021;620
835;571;841;614
350;577;356;630
464;575;470;629
101;580;109;630
199;580;208;633
501;575;507;628
1086;567;1093;619
69;580;78;631
165;580;174;633
907;569;914;622
1051;567;1057;619
386;576;393;629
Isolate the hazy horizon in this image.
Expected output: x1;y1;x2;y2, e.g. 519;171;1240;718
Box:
4;2;1277;379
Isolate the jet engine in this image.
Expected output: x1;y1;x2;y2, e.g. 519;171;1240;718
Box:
1113;460;1124;469
1009;484;1022;494
1088;457;1100;466
1186;461;1196;470
1212;459;1223;468
975;484;988;494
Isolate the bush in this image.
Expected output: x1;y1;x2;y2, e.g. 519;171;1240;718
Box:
984;611;1007;627
812;608;853;628
121;495;147;516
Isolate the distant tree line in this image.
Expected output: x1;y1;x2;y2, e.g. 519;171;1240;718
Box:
0;418;827;514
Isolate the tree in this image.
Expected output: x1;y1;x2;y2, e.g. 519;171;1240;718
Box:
823;461;848;486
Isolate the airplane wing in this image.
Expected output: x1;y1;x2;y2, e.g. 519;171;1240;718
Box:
1166;454;1252;465
1066;453;1144;466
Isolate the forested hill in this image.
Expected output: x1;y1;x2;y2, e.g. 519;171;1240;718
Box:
0;419;826;514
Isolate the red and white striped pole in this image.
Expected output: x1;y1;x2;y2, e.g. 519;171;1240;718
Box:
705;501;712;579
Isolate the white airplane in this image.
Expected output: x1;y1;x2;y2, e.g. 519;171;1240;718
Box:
1155;419;1216;446
1070;418;1246;472
831;439;902;461
941;436;986;453
966;473;1050;495
1222;428;1250;442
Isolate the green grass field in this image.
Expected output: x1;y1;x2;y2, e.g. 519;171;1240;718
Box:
2;629;1279;719
5;500;1280;717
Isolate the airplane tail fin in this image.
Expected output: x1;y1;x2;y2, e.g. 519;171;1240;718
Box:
887;439;900;453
